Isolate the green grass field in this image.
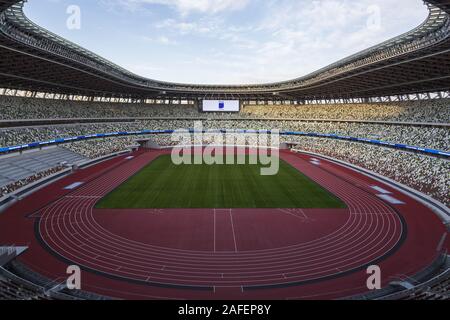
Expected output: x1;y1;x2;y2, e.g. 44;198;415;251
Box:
95;155;346;209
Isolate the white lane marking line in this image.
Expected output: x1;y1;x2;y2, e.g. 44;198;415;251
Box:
65;196;102;199
213;209;216;253
229;209;238;253
437;233;447;252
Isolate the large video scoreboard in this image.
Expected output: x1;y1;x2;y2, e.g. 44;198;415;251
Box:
202;100;240;112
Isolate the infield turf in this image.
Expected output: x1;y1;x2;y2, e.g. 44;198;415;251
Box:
95;154;346;209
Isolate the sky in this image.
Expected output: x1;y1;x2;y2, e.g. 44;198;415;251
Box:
24;0;428;85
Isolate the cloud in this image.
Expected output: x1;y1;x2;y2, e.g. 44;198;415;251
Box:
138;34;178;45
155;19;215;34
33;0;429;84
103;0;250;15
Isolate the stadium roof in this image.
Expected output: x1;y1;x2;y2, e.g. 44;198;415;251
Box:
0;0;450;100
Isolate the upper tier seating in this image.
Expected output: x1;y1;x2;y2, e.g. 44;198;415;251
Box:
0;95;449;123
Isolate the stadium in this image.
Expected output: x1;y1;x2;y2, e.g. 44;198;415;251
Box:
0;0;448;302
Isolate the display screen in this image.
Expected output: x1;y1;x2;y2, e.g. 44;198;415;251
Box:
202;100;240;112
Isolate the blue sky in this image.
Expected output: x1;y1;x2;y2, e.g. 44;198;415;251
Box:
24;0;428;85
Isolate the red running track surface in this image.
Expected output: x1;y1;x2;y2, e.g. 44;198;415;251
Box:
0;149;447;300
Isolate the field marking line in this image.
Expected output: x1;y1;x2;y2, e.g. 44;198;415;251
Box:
298;208;309;219
277;208;306;221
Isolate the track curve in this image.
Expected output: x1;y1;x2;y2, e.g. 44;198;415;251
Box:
0;148;446;300
37;150;403;290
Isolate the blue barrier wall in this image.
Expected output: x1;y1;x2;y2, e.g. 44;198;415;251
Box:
0;129;449;158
